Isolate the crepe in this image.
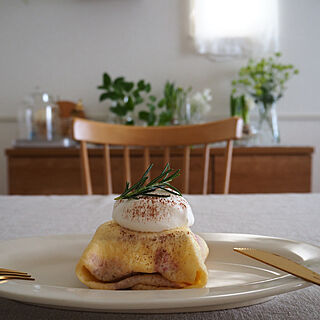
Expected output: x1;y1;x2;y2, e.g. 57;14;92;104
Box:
76;221;209;290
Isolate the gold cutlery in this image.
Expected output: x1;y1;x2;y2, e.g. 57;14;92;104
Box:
234;248;320;286
0;268;34;283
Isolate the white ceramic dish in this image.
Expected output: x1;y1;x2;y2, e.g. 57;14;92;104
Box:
0;233;319;313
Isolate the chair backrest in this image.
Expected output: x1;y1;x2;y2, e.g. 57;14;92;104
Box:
73;117;243;195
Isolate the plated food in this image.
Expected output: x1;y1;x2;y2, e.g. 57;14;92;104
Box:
76;164;209;290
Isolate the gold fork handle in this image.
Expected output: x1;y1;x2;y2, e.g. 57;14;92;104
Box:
0;268;28;275
0;276;35;282
0;272;32;277
0;278;35;282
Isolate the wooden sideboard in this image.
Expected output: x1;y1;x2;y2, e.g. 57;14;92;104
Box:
5;146;313;195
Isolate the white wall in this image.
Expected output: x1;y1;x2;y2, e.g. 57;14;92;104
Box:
0;0;319;194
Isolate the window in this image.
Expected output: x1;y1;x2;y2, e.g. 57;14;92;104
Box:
190;0;279;61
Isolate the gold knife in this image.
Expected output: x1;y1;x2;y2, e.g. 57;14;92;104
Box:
234;248;320;286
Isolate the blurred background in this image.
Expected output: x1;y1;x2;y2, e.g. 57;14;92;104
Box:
0;0;319;194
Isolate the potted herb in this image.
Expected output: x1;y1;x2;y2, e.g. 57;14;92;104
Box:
231;52;299;144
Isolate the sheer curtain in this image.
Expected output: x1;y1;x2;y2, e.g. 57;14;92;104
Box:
190;0;279;61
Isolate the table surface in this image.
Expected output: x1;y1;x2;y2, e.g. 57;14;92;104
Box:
0;194;320;320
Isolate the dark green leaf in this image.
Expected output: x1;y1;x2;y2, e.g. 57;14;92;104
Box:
149;105;156;112
123;82;134;92
133;90;141;99
113;77;125;91
110;105;127;116
125;96;134;111
137;80;145;90
149;95;157;102
114;77;125;84
158;111;173;126
145;83;151;93
139;111;149;121
103;73;111;87
105;91;122;100
135;96;144;105
157;99;165;108
148;112;156;126
99;93;109;102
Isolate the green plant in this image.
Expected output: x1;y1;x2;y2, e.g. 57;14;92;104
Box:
115;163;181;200
138;81;191;126
159;82;191;126
230;94;253;124
98;73;151;125
232;52;299;110
138;95;165;126
231;94;245;120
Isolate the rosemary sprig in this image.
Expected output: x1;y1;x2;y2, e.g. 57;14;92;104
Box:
114;163;182;200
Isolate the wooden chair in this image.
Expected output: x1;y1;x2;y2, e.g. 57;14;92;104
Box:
73;117;243;195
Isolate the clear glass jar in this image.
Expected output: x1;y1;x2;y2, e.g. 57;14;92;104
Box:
26;87;60;141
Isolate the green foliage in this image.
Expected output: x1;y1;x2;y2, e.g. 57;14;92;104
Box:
138;95;165;126
230;95;245;117
138;81;191;126
158;82;191;126
230;94;250;124
231;52;299;109
98;73;151;125
99;73;192;127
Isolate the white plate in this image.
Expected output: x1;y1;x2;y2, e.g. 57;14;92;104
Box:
0;233;319;313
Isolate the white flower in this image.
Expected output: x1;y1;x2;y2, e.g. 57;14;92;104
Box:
190;89;213;118
245;96;255;111
202;88;212;101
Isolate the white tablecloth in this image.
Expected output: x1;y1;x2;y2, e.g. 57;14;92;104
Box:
0;194;320;319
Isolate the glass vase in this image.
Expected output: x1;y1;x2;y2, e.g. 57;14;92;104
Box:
256;102;280;145
172;91;190;125
107;110;134;125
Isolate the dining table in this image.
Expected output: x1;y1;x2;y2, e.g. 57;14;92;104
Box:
0;193;319;320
